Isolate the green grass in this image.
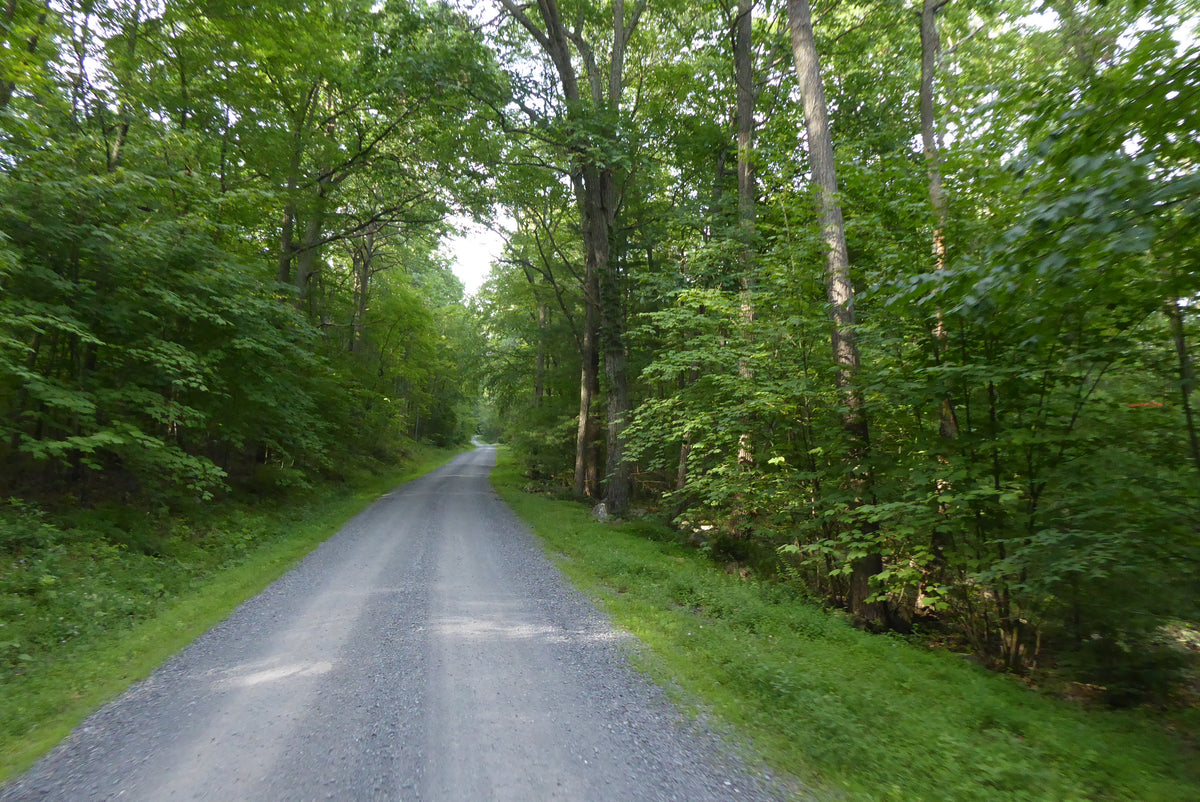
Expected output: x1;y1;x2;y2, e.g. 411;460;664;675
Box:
491;450;1200;801
0;444;464;782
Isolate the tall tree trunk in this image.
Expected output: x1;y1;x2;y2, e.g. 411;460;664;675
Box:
600;222;631;514
278;201;297;285
919;0;949;274
276;86;319;287
574;286;601;499
349;229;377;353
568;169;604;500
575;161;626;508
535;303;548;404
501;0;599;500
919;0;958;591
734;0;757;468
589;161;632;514
596;0;639;516
293;183;330;305
500;0;645;511
735;0;755;258
786;0;888;628
920;0;959;441
1167;299;1200;476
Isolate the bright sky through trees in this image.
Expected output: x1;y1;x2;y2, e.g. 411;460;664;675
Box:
445;216;511;295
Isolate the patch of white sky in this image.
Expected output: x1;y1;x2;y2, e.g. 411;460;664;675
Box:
443;212;515;297
439;0;543;297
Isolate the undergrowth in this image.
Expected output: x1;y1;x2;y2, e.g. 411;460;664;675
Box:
491;451;1200;801
0;443;463;782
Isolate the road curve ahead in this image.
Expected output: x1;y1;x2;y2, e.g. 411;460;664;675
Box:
2;446;787;801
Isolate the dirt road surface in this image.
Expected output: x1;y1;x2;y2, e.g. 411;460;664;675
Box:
1;446;788;801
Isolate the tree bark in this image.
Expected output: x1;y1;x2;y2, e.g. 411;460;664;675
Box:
734;0;757;468
786;0;888;628
600;220;631;514
278;201;297;285
276;85;320;287
293;181;331;304
735;0;755;257
1167;299;1200;477
535;303;548;404
574;290;601;499
919;0;959;441
500;0;645;511
348;228;378;352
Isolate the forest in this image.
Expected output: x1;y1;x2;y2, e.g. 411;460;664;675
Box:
473;0;1199;704
0;0;1197;716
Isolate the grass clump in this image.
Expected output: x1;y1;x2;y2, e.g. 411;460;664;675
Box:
0;444;463;782
491;451;1199;801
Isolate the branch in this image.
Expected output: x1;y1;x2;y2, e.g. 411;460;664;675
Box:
496;0;554;53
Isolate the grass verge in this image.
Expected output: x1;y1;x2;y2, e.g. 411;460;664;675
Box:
491;450;1199;801
0;444;464;782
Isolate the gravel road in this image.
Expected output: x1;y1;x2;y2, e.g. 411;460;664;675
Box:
1;446;790;801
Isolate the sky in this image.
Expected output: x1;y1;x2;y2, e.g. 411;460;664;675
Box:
444;216;511;297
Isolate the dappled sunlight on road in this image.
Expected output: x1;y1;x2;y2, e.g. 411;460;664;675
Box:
432;613;624;645
220;660;335;689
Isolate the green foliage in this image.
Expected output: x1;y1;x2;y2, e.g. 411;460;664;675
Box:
0;0;493;503
480;0;1200;704
0;147;336;496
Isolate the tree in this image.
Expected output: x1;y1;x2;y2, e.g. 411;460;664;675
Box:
495;0;647;513
785;0;889;627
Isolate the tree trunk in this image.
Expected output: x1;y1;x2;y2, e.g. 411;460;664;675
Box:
349;229;377;352
919;0;959;441
574;307;601;499
501;0;596;500
1167;299;1200;476
734;0;757;466
786;0;888;628
676;436;692;491
598;0;638;516
106;0;144;172
919;0;958;589
535;303;548;404
276;86;319;287
589;163;632;515
278;201;297;285
601;251;632;512
735;0;755;258
293;183;330;305
500;0;645;510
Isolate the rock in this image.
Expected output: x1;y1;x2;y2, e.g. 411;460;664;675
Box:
591;502;609;523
